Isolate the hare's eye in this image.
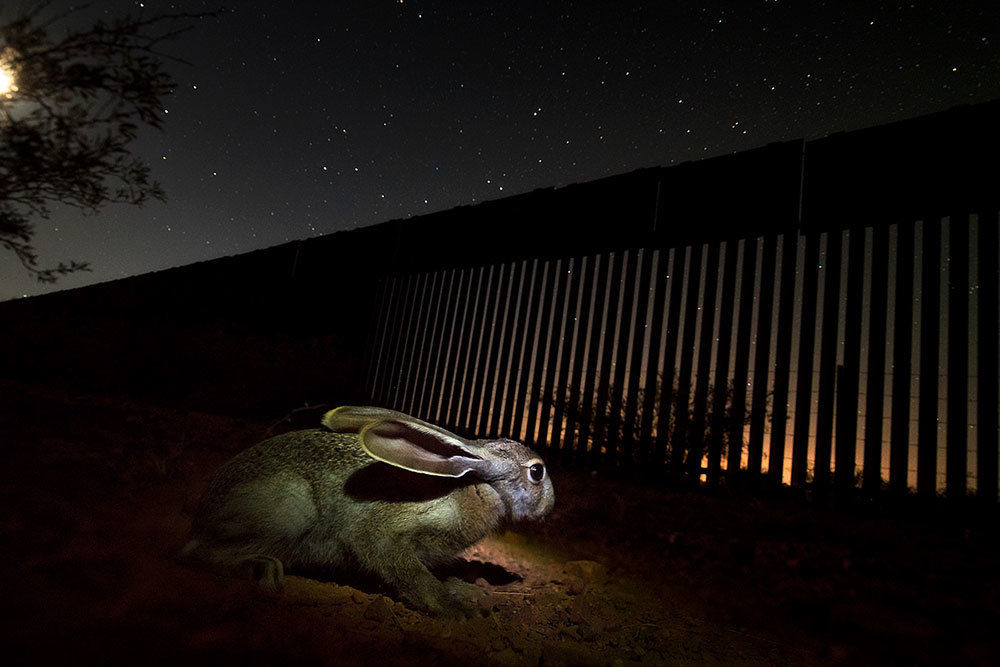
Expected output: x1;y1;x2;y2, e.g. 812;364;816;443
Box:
528;462;545;483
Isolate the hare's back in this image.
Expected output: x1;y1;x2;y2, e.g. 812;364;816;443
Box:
191;429;366;536
204;429;366;495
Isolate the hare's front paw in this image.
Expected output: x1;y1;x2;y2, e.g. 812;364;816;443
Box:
398;577;478;621
443;577;487;617
444;576;485;601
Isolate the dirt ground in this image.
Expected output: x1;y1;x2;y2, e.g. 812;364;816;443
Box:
2;379;998;666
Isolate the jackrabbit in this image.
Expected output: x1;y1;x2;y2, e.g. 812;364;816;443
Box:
179;406;555;617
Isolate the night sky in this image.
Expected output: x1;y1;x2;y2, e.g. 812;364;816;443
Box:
2;0;999;301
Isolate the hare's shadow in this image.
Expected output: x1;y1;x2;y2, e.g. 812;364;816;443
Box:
434;559;521;586
292;559;520;597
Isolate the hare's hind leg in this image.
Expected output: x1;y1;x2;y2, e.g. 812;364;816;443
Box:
178;538;285;592
179;472;318;591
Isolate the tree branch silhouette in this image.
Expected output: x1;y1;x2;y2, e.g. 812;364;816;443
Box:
0;2;215;282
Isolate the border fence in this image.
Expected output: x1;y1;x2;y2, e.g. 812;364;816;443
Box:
364;101;1000;500
1;101;998;501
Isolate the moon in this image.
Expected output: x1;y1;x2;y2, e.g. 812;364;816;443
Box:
0;63;14;95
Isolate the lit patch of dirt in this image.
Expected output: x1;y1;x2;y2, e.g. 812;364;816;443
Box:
2;379;997;665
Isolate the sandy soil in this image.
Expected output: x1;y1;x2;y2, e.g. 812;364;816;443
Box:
2;379;997;666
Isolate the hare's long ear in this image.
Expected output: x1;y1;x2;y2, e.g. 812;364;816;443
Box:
359;419;496;478
324;406;468;443
322;406;412;433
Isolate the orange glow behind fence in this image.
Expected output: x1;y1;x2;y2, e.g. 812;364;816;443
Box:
368;214;998;497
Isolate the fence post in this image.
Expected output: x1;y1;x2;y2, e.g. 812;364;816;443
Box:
863;224;890;495
593;253;625;468
674;244;704;477
946;214;970;498
814;230;843;493
728;238;759;481
889;222;916;494
709;242;739;486
471;264;510;436
918;218;942;497
563;256;596;461
791;232;820;488
623;249;656;469
399;272;435;416
835;227;866;495
491;260;528;436
656;247;687;476
503;260;540;440
551;257;586;455
690;243;720;480
438;269;471;425
770;232;799;488
749;234;778;480
536;260;570;450
978;211;1000;501
640;250;670;471
607;251;640;466
365;274;394;402
420;268;458;425
579;256;610;468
